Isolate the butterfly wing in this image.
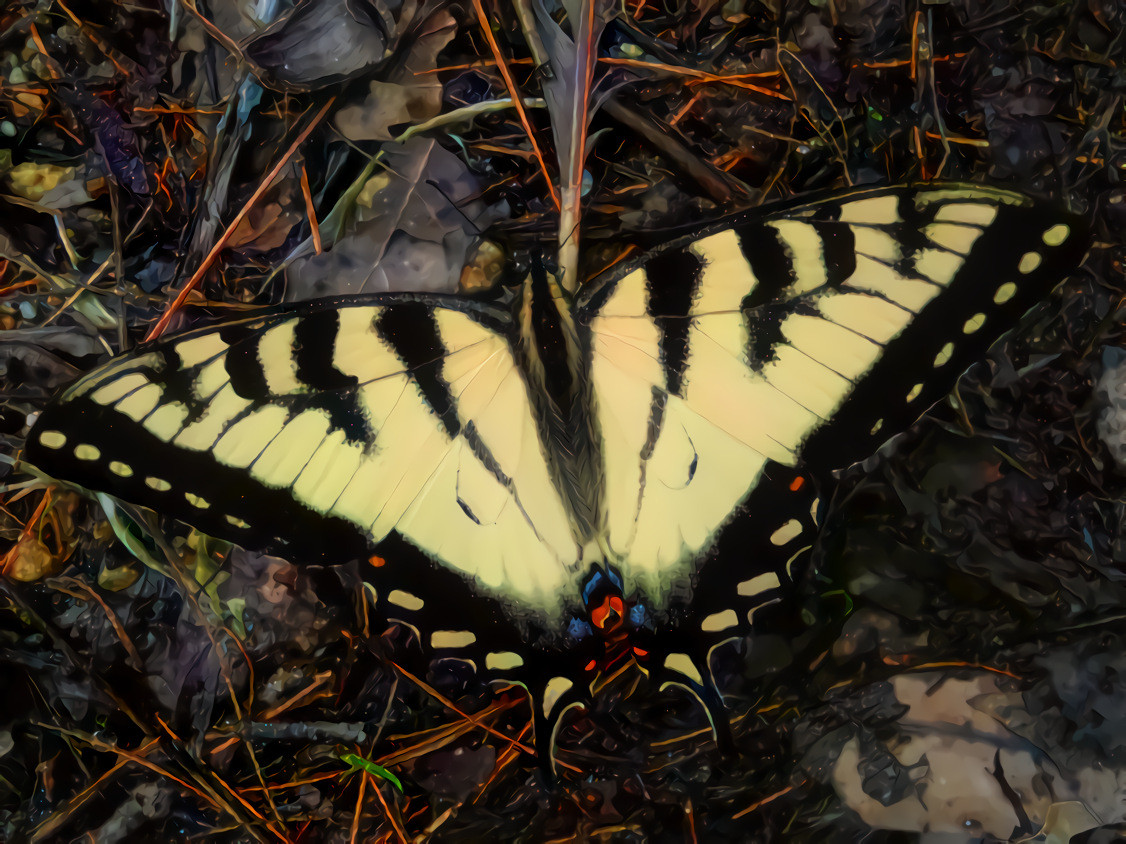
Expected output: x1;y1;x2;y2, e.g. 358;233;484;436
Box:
28;295;592;637
578;184;1088;694
25;294;605;770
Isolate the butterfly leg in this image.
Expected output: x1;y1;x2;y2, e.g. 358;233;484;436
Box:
646;645;737;755
521;669;592;778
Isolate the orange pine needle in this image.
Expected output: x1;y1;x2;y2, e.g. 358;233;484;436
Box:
908;660;1022;680
53;0;132;75
0;278;39;297
349;769;367;844
733;784;799;819
368;773;409;844
54;576;143;668
472;721;532;803
27;24;60;80
389;661;536;756
299;164;323;255
910;10;922;82
469;0;560;210
670;91;703;126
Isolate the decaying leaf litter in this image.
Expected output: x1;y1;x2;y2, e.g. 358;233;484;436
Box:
1;0;1125;840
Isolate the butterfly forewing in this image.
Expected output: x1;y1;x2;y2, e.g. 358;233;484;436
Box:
578;185;1088;613
27;297;584;624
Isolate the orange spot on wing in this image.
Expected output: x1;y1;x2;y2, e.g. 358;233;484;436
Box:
789;476;805;492
368;555;386;568
633;647;648;658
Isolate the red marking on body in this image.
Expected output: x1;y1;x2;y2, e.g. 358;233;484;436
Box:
591;600;610;629
591;595;626;632
789;476;804;492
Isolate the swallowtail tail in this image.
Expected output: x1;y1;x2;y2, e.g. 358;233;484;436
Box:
24;184;1088;770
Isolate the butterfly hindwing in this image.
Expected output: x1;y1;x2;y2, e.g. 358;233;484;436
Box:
628;462;822;750
366;531;600;775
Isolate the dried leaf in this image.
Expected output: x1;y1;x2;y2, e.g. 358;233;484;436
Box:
3;534;60;581
334;8;456;140
286;137;502;298
245;0;393;91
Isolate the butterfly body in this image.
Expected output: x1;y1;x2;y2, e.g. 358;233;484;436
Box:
24;184;1089;771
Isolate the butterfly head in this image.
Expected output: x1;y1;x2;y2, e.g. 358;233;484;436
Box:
580;565;629;637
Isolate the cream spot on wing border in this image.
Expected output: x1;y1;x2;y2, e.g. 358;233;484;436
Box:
738;572;781;597
1018;251;1042;274
387;589;424;611
769;519;803;546
933;342;955;367
962;313;986;335
74;444;100;461
701;609;739;633
486;651;524;671
431;630;477;649
1041;224;1069;246
993;282;1017;305
38;430;67;449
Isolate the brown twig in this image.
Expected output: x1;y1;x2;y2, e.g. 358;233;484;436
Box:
145;98;335;342
49;576;143;670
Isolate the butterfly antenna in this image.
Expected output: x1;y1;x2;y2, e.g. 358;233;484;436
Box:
425;179;484;237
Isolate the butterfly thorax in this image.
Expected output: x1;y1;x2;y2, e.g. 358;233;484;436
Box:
517;263;602;540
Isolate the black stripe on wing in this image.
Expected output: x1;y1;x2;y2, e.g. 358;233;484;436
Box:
811;219;857;287
797;200;1089;472
739;223;798;306
27;389;373;563
291;312;371;443
642;250;700;396
376;302;461;438
224;334;271;398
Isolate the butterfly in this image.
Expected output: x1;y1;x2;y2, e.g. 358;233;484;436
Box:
23;183;1088;773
